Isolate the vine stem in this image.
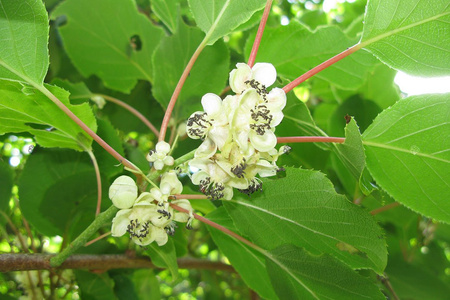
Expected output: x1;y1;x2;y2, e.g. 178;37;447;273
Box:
247;0;273;67
49;206;118;267
96;94;160;136
85;150;102;216
277;136;345;143
370;202;400;215
170;203;264;253
282;44;361;93
158;40;208;142
38;86;139;173
171;194;209;200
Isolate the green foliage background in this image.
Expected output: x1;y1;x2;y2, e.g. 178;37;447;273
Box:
0;0;449;299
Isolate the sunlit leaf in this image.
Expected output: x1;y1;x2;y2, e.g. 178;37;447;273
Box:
0;0;48;85
52;0;163;93
363;94;450;223
151;0;180;33
224;167;387;273
267;245;385;300
0;80;96;151
188;0;265;45
332;118;365;180
361;0;450;76
247;21;379;89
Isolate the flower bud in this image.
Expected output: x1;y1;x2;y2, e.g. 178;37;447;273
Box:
109;176;138;209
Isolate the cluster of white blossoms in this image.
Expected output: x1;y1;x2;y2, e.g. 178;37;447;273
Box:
109;172;193;246
186;63;290;200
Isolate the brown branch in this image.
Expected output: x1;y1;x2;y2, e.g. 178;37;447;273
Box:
0;254;235;273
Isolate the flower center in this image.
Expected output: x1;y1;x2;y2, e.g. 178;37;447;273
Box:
187;112;212;139
249;105;273;135
199;177;225;200
127;218;151;242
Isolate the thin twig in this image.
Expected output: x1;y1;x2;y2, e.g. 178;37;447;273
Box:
277;136;345;144
370;202;400;215
159;41;207;142
247;0;273;67
171;194;209;200
378;274;400;300
85;150;102;216
282;45;361;93
85;231;111;247
97;94;160;136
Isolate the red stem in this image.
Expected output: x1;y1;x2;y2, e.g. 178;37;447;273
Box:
282;44;361;93
370;202;400;215
171;194;209;200
99;94;159;136
40;87;137;172
85;231;111;247
159;42;207;142
277;136;345;143
170;203;263;252
248;0;273;68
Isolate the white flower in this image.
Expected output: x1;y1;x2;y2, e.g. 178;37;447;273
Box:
229;62;277;94
190;157;235;200
186;93;231;158
147;141;174;170
109;175;138;209
231;87;286;153
111;202;169;246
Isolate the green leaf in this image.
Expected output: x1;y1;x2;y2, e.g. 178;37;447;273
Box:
0;161;13;225
18;148;108;237
267;245;385;300
74;270;117;300
151;0;179;33
52;0;163;93
152;20;229;120
360;0;450;76
246;21;379;89
188;0;265;45
224;167;387;273
0;0;49;85
51;79;92;104
207;207;279;300
0;80;96;151
386;257;450;300
332;118;365;180
362;94;450;223
145;239;179;280
131;269;161;300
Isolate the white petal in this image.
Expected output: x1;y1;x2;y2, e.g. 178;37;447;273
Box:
191;171;209;185
163;156;174;166
252;63;277;87
267;88;286;110
229;63;251;94
239;88;259;110
160;171;183;195
256;160;277;177
111;209;132;237
201;93;222;116
134;192;154;204
154;227;169;246
195;138;217;159
270;111;284;127
109;176;137;209
209;126;229;150
250;130;277;152
153;160;164;170
155;141;171;154
223;186;234;200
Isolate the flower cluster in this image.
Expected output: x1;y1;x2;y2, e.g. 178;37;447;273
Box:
146;141;174;170
186;63;288;200
109;172;193;246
